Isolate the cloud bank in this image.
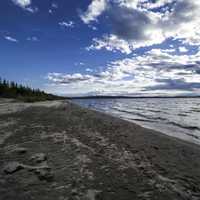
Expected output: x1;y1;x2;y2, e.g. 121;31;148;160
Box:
47;49;200;96
81;0;200;53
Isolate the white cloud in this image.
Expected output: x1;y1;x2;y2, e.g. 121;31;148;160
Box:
80;0;107;24
179;46;188;53
82;0;200;53
88;25;98;31
48;3;58;14
59;21;75;28
74;62;85;66
11;0;38;13
27;36;39;42
162;49;176;53
51;3;58;9
47;73;94;84
4;36;18;43
47;49;200;96
25;7;38;13
86;68;93;72
87;34;132;54
12;0;31;8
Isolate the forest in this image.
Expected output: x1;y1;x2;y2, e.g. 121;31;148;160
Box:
0;78;64;102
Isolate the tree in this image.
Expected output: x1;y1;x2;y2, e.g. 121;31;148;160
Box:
0;77;63;102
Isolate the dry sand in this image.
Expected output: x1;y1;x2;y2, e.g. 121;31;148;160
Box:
0;98;200;200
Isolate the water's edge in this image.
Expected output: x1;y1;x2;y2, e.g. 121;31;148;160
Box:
73;98;200;145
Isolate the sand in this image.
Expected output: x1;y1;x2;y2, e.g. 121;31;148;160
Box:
0;98;200;200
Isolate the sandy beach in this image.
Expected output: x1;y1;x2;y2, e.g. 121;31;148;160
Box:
0;98;200;200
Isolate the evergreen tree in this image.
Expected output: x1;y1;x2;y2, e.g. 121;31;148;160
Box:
0;77;63;102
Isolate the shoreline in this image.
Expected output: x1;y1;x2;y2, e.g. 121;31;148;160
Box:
72;101;200;149
72;98;200;146
0;99;200;199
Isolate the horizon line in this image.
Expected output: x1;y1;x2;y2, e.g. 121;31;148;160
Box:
67;95;200;99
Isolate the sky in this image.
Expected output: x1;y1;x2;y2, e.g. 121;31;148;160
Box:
1;0;200;97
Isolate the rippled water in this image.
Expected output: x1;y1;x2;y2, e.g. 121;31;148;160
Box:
74;98;200;145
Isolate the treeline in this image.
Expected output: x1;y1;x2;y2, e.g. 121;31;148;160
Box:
0;78;64;102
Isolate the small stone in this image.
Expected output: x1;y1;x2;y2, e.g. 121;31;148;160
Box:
34;168;54;181
152;145;159;150
14;147;27;154
107;187;112;192
85;189;101;200
71;188;78;196
30;153;47;163
3;162;23;174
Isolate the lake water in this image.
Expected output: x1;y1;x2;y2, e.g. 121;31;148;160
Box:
73;98;200;145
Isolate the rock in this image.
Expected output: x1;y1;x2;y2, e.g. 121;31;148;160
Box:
151;145;159;150
30;153;47;163
71;188;78;196
3;162;23;174
34;168;54;181
85;189;101;200
14;147;27;154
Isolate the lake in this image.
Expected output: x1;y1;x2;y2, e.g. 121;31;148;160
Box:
74;98;200;145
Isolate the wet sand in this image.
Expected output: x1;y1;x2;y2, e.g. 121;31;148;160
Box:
0;98;200;200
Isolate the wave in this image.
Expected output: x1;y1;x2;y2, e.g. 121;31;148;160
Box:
74;98;200;145
190;109;200;113
177;113;188;117
95;104;200;131
112;107;168;121
167;121;200;131
125;118;156;123
187;133;199;139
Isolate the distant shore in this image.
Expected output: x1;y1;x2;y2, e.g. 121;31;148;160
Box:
69;95;200;99
0;98;200;200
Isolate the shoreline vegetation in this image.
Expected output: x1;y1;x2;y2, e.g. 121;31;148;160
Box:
0;78;65;102
0;99;200;199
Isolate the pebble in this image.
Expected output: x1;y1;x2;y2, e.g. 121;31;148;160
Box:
85;189;101;200
3;161;23;174
71;188;78;196
14;147;27;154
34;168;54;181
30;153;47;163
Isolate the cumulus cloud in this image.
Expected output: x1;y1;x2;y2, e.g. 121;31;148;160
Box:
12;0;31;8
47;49;200;96
145;78;200;91
82;0;200;53
47;73;94;84
87;34;133;54
80;0;107;24
4;36;18;42
45;0;200;95
110;5;152;41
11;0;37;13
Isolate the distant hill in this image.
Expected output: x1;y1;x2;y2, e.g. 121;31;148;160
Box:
0;78;65;102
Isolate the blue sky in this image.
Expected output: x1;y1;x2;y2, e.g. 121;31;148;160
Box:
1;0;200;96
